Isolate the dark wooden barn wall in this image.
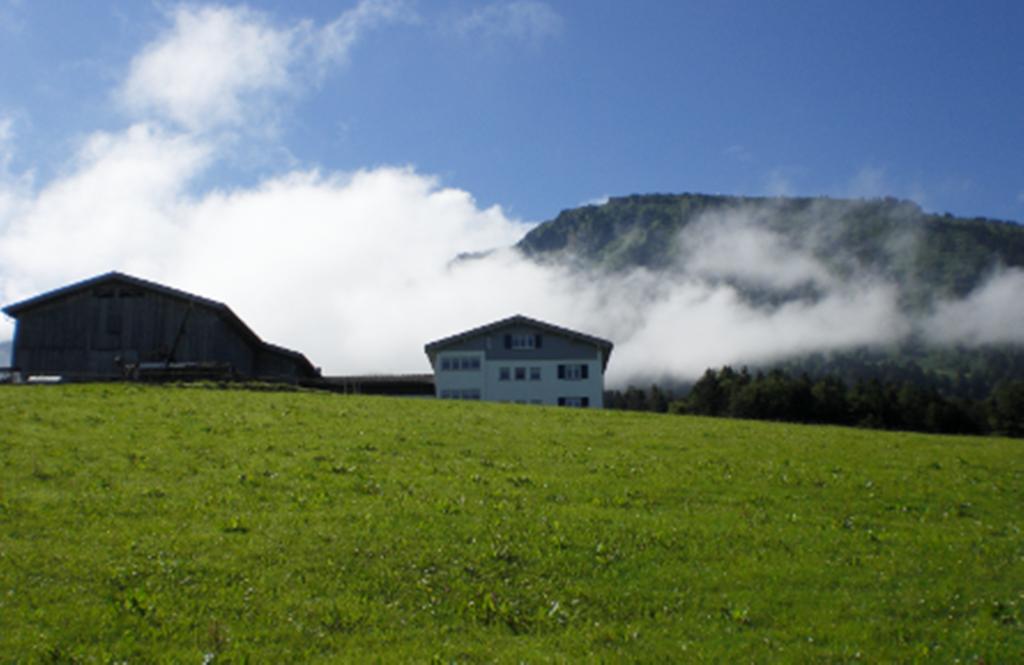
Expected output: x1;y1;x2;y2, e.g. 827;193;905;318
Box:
12;286;260;378
257;347;304;380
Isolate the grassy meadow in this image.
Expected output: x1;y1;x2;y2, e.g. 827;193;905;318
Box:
1;384;1022;662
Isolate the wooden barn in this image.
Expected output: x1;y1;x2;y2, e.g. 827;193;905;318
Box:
2;272;319;382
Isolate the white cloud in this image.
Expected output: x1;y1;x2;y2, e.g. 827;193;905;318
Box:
679;209;836;292
455;1;563;43
0;123;209;293
314;0;412;68
120;5;293;132
119;1;407;133
0;120;915;383
608;278;908;383
922;269;1024;346
5;109;1014;386
0;124;539;374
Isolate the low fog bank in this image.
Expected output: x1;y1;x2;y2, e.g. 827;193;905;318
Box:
2;138;1021;388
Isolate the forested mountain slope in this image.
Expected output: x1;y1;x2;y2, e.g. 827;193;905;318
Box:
517;194;1024;396
518;194;1024;307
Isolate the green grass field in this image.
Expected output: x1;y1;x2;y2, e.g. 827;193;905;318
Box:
1;384;1022;662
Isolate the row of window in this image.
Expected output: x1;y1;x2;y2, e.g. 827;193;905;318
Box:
440;389;481;400
442;333;543;363
499;366;542;381
440;356;481;371
558;363;589;380
496;363;589;381
506;333;541;350
442;392;589;407
440;358;591;381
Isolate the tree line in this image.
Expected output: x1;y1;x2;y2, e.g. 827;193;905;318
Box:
605;366;1024;438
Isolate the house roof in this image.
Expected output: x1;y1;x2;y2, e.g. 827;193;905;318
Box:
424;314;614;370
3;271;317;375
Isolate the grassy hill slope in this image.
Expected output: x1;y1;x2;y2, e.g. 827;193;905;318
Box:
2;385;1022;661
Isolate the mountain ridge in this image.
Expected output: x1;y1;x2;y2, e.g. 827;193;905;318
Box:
515;193;1024;395
517;193;1024;305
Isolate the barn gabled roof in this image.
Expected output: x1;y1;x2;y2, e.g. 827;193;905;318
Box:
3;271;317;375
424;314;614;370
260;342;318;373
4;271;227;316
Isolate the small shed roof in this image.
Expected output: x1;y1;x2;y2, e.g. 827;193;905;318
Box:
424;314;614;370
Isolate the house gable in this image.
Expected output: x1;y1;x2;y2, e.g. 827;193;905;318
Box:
424;315;612;370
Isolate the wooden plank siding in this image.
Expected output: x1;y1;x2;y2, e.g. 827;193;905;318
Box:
4;273;317;382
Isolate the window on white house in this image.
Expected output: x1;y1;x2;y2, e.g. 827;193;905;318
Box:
504;333;543;350
557;364;589;380
514;367;526;381
441;356;481;371
441;389;481;400
512;334;534;349
529;367;541;381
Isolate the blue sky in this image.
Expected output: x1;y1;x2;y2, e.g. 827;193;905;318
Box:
2;0;1022;222
2;1;1023;378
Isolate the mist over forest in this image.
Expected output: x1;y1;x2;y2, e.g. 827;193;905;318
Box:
512;193;1024;387
7;190;1023;437
3;181;1023;393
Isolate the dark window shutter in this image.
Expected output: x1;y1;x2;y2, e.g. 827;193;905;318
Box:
581;364;589;379
504;334;511;349
582;397;589;407
535;334;542;348
558;397;566;406
558;364;565;379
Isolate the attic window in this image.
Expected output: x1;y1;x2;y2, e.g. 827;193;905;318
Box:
505;333;542;350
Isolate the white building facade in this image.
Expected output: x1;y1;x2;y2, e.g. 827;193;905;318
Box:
424;315;613;407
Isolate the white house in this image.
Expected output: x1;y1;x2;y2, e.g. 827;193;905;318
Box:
424;315;613;407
